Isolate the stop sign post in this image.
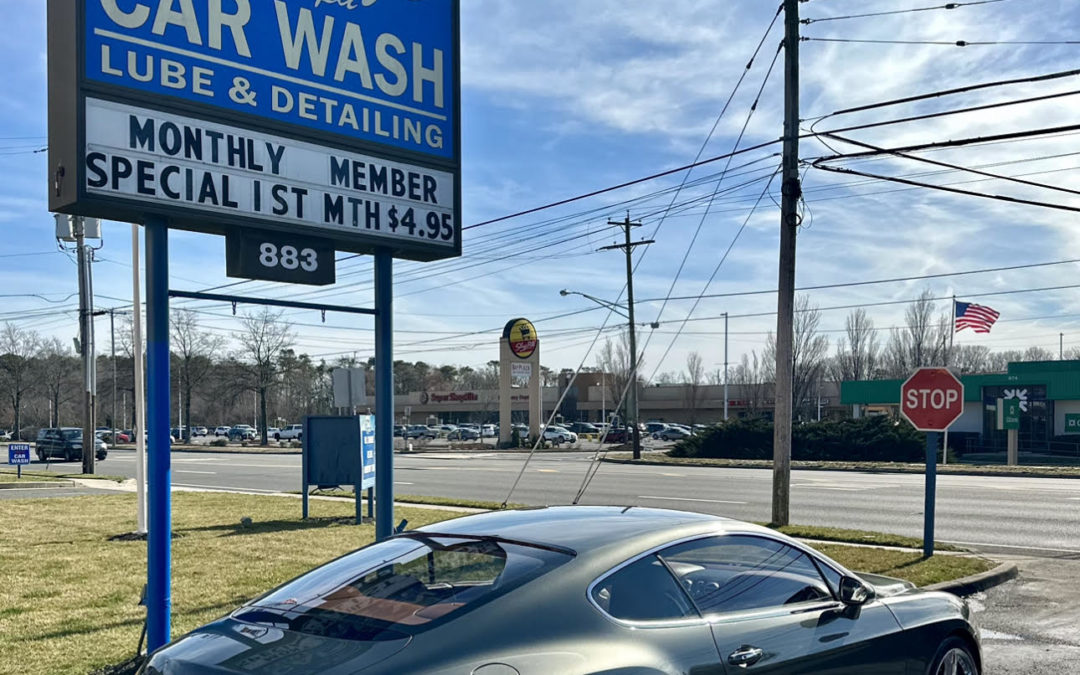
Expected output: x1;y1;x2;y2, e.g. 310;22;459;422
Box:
900;368;964;558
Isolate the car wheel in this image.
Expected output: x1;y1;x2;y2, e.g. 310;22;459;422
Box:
64;448;73;462
36;450;45;462
274;434;281;440
929;637;979;675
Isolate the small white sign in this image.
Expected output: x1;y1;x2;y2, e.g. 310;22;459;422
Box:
332;368;368;408
510;362;532;388
83;98;456;250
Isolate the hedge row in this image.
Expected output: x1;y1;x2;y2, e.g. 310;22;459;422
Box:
669;416;927;462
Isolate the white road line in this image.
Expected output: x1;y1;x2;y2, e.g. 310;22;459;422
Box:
175;470;216;475
980;629;1024;642
173;483;279;493
394;482;414;485
638;495;747;505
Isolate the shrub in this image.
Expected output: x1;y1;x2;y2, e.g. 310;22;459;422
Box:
210;438;228;447
671;416;925;463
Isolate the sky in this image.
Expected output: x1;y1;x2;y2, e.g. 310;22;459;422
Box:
1;0;1080;385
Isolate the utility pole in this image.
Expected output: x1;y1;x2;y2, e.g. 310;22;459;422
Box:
602;216;653;460
723;312;729;421
1061;333;1064;360
110;309;117;450
76;216;97;475
772;0;801;526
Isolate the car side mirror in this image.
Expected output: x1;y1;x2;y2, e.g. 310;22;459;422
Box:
839;576;875;606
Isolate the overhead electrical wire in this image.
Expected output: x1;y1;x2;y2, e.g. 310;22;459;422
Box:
803;37;1080;47
801;0;1006;24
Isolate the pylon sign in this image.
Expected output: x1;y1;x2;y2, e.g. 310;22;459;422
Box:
900;367;964;432
47;0;461;262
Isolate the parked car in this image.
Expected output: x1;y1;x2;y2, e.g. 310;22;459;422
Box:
278;425;304;441
393;425;406;438
228;425;257;442
267;427;282;440
447;427;479;441
567;422;600;435
35;428;107;462
657;426;692;441
480;424;496;438
645;422;670;437
192;426;209;437
114;430;132;443
214;426;230;437
0;429;10;441
405;425;437;440
94;430;110;450
437;424;458;435
602;426;629;443
542;426;577;445
142;506;981;675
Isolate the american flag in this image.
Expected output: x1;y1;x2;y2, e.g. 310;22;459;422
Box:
955;301;1000;333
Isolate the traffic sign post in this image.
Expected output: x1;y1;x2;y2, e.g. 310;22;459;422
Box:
8;443;31;479
900;367;965;558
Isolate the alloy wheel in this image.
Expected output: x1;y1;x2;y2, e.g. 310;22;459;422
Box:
935;647;978;675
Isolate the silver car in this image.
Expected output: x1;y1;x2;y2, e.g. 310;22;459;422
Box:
140;507;980;674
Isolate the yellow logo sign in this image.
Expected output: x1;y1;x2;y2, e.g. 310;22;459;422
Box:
506;318;537;359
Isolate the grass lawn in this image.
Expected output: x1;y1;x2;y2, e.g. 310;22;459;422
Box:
0;492;466;675
0;471;63;483
0;469;125;483
0;492;994;675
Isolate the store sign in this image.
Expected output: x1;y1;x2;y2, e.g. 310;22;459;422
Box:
510;362;532;388
49;0;460;261
504;318;538;359
226;229;336;286
1065;413;1080;434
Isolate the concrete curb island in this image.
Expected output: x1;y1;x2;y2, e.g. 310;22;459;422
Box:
924;561;1020;596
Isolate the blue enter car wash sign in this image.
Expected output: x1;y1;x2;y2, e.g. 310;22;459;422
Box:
84;0;457;160
360;415;376;490
8;444;31;466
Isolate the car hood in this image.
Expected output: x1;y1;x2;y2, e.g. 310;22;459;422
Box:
858;571;916;595
142;616;411;675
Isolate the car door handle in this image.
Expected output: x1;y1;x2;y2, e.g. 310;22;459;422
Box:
727;645;764;668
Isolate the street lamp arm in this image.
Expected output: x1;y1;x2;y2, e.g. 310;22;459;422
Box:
559;289;630;319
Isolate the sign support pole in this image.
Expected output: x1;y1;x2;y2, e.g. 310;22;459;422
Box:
375;250;394;541
145;218;172;651
924;431;938;558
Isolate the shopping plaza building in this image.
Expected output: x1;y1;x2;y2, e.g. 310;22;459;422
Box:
842;359;1080;461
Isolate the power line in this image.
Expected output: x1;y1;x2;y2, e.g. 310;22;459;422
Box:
805;67;1080;120
801;0;1006;24
803;37;1080;46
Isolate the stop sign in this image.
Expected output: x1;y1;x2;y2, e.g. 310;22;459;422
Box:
900;368;964;431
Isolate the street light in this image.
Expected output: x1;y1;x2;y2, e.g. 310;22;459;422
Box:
560;288;643;459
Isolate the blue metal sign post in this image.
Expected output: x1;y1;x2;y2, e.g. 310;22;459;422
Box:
375;251;394;541
145;218;172;649
924;432;938;559
8;443;31;479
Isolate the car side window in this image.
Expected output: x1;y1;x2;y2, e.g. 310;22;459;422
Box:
592;554;698;622
658;535;833;615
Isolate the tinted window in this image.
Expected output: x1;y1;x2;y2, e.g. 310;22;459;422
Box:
62;430;81;440
592;554;698;621
242;534;572;641
659;536;831;615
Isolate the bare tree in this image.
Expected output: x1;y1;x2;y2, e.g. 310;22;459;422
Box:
37;337;79;428
683;351;706;425
766;296;829;420
882;289;949;377
234;309;294;445
833;309;878;382
730;351;772;417
0;323;41;439
171;309;225;441
596;330;643;423
953;344;993;375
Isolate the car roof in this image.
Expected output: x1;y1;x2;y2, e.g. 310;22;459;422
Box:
415;506;751;553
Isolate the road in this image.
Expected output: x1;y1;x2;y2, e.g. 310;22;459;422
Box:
18;448;1080;672
39;447;1080;555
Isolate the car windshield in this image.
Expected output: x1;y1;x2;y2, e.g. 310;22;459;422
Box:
61;430;82;440
240;534;572;641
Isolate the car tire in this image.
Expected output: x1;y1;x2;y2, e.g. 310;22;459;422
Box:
36;450;45;462
64;448;73;462
927;636;979;675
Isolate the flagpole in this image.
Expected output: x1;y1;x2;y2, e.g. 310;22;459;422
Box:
944;295;956;466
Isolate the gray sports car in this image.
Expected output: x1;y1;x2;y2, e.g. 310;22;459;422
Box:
140;506;981;674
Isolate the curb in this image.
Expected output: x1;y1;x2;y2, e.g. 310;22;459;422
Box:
0;480;73;489
599;457;1080;480
923;561;1018;596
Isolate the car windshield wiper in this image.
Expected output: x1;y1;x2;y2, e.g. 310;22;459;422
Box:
394;531;576;557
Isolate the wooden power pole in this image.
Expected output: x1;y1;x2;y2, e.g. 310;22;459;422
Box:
772;0;801;526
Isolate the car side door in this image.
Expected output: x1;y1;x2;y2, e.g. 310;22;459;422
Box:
590;553;727;675
657;535;907;674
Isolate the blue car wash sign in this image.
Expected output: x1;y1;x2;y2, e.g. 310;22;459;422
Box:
48;0;461;262
8;444;31;466
360;415;376;490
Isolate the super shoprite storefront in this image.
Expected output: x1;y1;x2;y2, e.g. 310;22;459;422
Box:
841;360;1080;461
